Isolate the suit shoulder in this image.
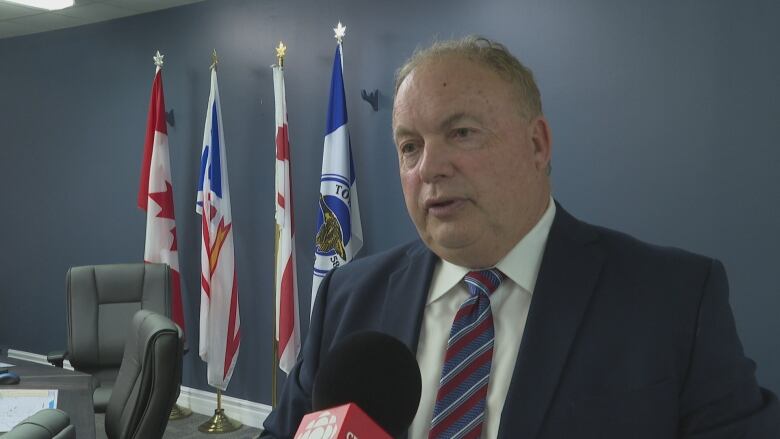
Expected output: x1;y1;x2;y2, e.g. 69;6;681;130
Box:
599;224;709;261
582;220;719;285
312;240;433;335
555;203;715;273
324;240;430;291
331;240;428;276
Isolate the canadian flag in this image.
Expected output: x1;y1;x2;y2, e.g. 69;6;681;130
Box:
138;57;185;331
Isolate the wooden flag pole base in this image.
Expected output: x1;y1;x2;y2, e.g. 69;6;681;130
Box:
197;390;242;433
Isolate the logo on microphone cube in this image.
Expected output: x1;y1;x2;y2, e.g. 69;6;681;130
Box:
295;411;338;439
293;404;392;439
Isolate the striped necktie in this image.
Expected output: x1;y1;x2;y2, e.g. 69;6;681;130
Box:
429;268;505;439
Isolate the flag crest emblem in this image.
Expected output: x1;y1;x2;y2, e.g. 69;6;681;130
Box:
315;194;348;260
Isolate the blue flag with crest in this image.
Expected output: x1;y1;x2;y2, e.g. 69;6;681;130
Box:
311;43;363;313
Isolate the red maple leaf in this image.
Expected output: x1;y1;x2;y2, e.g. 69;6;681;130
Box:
149;181;176;220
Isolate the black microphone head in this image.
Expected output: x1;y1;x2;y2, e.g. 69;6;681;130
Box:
312;330;422;438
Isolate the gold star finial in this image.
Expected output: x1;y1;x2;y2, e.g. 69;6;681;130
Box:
333;22;346;44
276;41;287;67
153;50;164;67
210;49;218;71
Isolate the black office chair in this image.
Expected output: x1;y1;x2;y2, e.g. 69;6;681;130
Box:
47;263;171;412
104;309;183;439
2;408;75;439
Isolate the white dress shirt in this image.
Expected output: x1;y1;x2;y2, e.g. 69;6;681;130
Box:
408;198;556;439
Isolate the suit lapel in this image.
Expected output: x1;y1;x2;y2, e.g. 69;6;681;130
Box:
379;243;436;439
498;204;605;439
380;242;438;352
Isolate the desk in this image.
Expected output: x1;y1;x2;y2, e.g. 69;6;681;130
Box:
0;356;96;439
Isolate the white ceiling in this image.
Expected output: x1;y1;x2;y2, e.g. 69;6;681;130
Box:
0;0;205;39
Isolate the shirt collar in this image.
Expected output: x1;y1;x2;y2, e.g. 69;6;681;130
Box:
428;197;556;305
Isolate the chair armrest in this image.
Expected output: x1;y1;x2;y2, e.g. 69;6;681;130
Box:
47;350;68;368
3;408;72;438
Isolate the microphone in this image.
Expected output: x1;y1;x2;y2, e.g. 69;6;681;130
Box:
294;330;422;439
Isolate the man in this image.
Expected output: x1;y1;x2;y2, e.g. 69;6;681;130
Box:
262;36;779;438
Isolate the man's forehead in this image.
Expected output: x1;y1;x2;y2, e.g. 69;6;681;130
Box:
397;59;510;112
416;55;477;81
398;54;485;93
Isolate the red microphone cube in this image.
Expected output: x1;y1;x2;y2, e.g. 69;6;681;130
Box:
294;403;392;439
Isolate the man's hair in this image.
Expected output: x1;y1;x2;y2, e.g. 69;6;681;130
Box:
394;35;543;118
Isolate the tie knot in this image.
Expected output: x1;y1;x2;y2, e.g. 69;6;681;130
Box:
464;268;505;297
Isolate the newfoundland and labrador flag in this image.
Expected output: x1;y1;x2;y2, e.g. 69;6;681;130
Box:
311;43;363;313
196;67;240;390
137;59;185;332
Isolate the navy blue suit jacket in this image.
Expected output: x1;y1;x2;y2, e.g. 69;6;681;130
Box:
262;204;779;438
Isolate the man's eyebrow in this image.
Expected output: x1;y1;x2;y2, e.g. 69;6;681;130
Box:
393;113;482;140
439;112;481;130
393;126;416;141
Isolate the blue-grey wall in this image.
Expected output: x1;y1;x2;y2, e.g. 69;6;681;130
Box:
1;0;778;405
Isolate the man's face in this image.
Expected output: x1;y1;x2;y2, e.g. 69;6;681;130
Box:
392;55;552;268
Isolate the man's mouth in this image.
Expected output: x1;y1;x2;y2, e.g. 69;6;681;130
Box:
425;198;465;217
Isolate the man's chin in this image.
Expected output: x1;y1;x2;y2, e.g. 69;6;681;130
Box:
426;237;499;268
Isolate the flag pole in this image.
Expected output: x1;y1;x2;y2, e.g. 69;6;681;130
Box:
146;49;193;422
272;224;280;408
197;49;241;434
270;41;287;409
141;49;192;421
147;50;192;421
270;40;293;410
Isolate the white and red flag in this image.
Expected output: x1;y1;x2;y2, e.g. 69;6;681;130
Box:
196;65;240;390
273;59;300;374
138;51;185;331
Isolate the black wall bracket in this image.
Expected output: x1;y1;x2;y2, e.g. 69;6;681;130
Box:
361;89;379;111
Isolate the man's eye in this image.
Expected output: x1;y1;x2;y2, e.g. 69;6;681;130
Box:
400;143;417;154
454;128;471;138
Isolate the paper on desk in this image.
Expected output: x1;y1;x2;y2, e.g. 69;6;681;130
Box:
0;389;58;432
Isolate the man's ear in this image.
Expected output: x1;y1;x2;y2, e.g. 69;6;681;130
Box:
530;116;552;171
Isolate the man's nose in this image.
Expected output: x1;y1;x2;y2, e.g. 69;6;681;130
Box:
418;140;455;183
